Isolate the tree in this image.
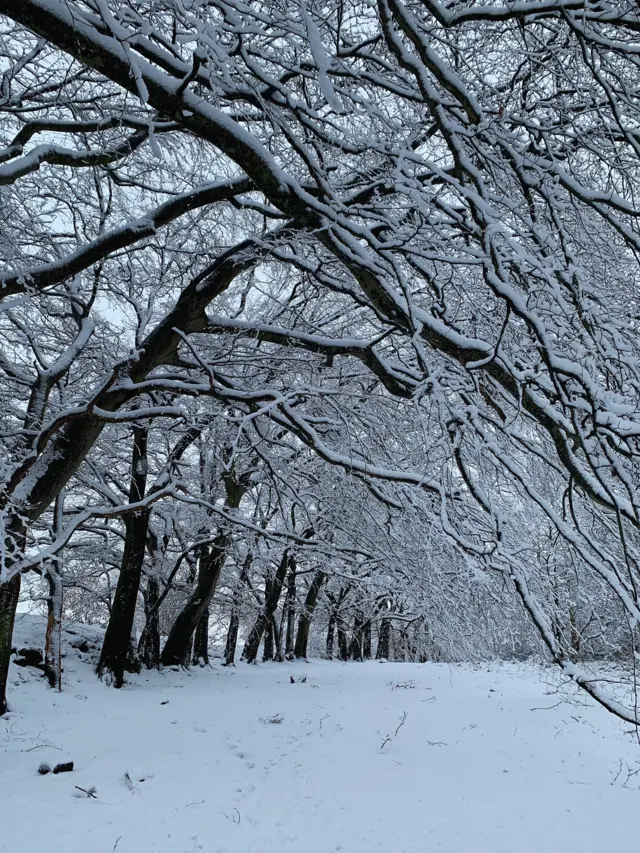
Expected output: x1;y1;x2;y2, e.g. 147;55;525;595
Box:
4;0;640;724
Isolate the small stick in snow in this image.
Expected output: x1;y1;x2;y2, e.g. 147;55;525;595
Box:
380;711;408;751
75;785;97;798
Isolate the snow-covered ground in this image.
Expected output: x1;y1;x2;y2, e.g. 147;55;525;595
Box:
2;615;639;853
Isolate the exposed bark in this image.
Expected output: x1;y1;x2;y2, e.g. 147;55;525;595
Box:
243;550;291;664
224;608;241;667
376;619;391;660
396;628;409;662
294;570;327;659
0;574;20;715
325;612;336;659
126;626;142;674
44;571;63;689
337;619;350;662
193;607;210;666
44;491;65;690
349;612;366;661
97;427;149;687
274;601;285;663
0;520;27;715
284;566;297;660
262;612;275;662
569;605;581;662
362;619;372;660
138;576;161;669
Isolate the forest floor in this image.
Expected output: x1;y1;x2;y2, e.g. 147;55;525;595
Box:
2;615;639;853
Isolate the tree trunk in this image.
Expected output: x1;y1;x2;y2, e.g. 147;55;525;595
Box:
325;612;336;659
138;576;161;669
224;608;240;666
0;574;21;716
263;614;275;661
97;509;149;685
260;576;274;661
284;566;297;660
44;491;65;690
97;427;149;687
126;625;142;674
193;607;210;665
397;628;409;662
349;612;365;661
337;619;349;661
274;606;285;662
161;534;229;666
44;570;63;689
243;550;290;663
362;619;372;660
223;552;252;666
294;570;327;659
376;619;391;660
569;605;581;661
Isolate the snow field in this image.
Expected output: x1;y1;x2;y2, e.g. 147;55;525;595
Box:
2;616;639;853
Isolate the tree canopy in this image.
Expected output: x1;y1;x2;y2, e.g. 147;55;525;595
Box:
2;0;640;721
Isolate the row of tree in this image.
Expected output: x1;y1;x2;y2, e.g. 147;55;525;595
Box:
1;0;640;724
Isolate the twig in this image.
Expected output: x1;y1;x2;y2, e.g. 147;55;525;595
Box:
75;785;97;799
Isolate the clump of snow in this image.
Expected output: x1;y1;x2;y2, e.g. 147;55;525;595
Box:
1;615;639;853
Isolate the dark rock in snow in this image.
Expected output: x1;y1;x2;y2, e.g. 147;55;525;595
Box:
14;647;45;669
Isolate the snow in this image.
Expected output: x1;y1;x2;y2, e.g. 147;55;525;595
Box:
2;616;640;853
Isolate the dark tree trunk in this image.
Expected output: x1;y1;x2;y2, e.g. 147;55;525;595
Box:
138;576;161;669
274;605;285;662
44;569;63;689
224;609;240;666
223;553;252;666
337;619;349;661
325;612;336;659
284;566;297;660
97;427;149;687
97;509;149;685
44;491;64;690
126;627;142;673
349;612;366;661
362;619;372;660
260;576;274;661
397;628;409;662
0;519;27;716
243;550;290;664
294;571;327;659
376;619;391;660
262;615;275;661
569;605;581;661
0;574;21;716
161;534;229;666
193;607;210;665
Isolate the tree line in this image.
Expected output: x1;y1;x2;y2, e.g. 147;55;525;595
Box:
1;0;640;723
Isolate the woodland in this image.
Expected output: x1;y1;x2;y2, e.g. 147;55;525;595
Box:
1;0;640;732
